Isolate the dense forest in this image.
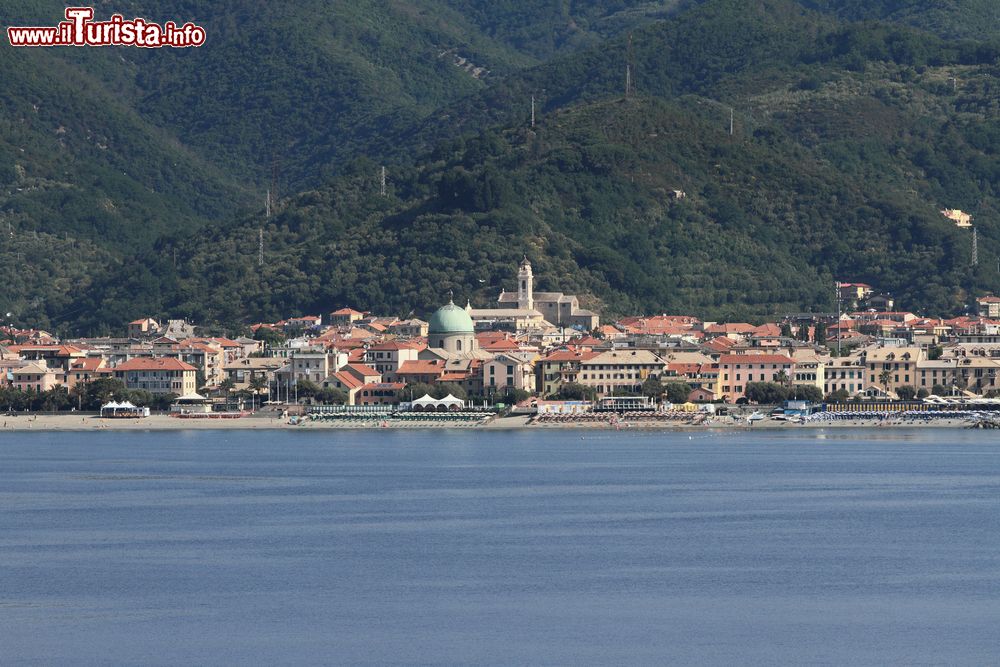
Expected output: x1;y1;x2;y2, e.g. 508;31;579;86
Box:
4;0;1000;334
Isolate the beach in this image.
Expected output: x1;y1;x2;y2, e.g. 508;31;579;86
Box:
0;413;982;431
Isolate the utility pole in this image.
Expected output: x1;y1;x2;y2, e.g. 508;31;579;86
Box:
835;281;842;357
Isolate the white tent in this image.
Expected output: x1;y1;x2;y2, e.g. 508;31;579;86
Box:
439;394;465;409
411;394;438;407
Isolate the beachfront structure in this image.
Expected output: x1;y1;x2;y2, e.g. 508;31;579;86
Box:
824;358;867;397
859;347;923;394
717;354;796;403
577;349;668;396
113;358;198;395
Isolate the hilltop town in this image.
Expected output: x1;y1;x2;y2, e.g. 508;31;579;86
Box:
4;259;1000;414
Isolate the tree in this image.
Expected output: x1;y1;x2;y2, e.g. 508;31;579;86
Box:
916;388;930;399
219;377;236;397
928;345;943;361
744;382;789;404
499;387;530;404
296;379;320;399
896;385;917;401
555;382;594;401
253;327;285;348
825;388;850;403
780;323;793;338
789;385;823;403
814;322;827;347
641;375;663;400
432;382;467;400
931;384;948;396
878;370;891;394
248;375;268;409
404;382;438;401
664;382;693;404
315;387;348;405
774;370;790;387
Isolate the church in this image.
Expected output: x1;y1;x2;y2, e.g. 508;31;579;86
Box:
467;258;599;332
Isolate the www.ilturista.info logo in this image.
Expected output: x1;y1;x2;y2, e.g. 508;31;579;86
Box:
7;7;206;48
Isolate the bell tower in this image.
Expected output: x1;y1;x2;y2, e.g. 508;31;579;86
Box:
518;256;533;310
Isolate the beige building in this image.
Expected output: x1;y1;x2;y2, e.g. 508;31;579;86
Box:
578;349;667;396
480;258;600;331
824;358;867;396
483;352;536;394
860;347;923;394
11;363;60;392
113;358;197;395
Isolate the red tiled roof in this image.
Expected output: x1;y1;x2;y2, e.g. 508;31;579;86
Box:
345;363;380;377
719;354;794;365
114;358;197;372
332;371;364;390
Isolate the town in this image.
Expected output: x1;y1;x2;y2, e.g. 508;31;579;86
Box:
3;259;1000;417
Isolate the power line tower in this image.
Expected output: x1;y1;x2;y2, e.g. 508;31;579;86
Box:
380;166;387;196
973;227;979;267
530;95;535;128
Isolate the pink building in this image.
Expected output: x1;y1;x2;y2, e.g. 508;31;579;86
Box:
718;354;795;402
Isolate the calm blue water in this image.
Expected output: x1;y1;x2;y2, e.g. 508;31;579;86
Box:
2;428;1000;665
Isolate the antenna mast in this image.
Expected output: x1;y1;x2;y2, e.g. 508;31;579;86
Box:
380;166;387;196
530;95;535;128
625;33;634;98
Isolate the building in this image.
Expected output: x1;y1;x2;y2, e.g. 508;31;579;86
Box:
428;298;478;354
10;363;60;392
941;208;973;228
717;354;796;403
356;382;405;406
113;358;197;395
127;318;160;339
329;308;365;326
388;319;429;338
482;258;600;331
482;352;536;394
977;296;1000;319
577;349;668;397
365;340;421;377
823;358;867;397
859;347;923;394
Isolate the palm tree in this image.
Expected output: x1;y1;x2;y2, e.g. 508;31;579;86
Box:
879;370;891;397
248;375;267;411
775;370;789;387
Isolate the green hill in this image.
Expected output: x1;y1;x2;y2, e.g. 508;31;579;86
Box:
6;0;1000;333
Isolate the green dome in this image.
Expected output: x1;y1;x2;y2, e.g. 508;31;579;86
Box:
429;301;474;334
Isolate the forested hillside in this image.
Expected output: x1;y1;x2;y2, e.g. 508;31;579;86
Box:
5;0;1000;333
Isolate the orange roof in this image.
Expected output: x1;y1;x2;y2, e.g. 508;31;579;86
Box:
541;349;599;362
114;358;197;372
396;360;446;375
345;363;380;377
368;340;422;352
719;354;794;365
70;358;105;371
331;308;364;316
332;371;364;390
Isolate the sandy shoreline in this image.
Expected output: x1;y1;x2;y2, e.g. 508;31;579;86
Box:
0;414;985;432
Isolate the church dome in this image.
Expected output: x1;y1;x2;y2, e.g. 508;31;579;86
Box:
428;300;475;334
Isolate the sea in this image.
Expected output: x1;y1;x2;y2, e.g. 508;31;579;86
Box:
2;428;1000;665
